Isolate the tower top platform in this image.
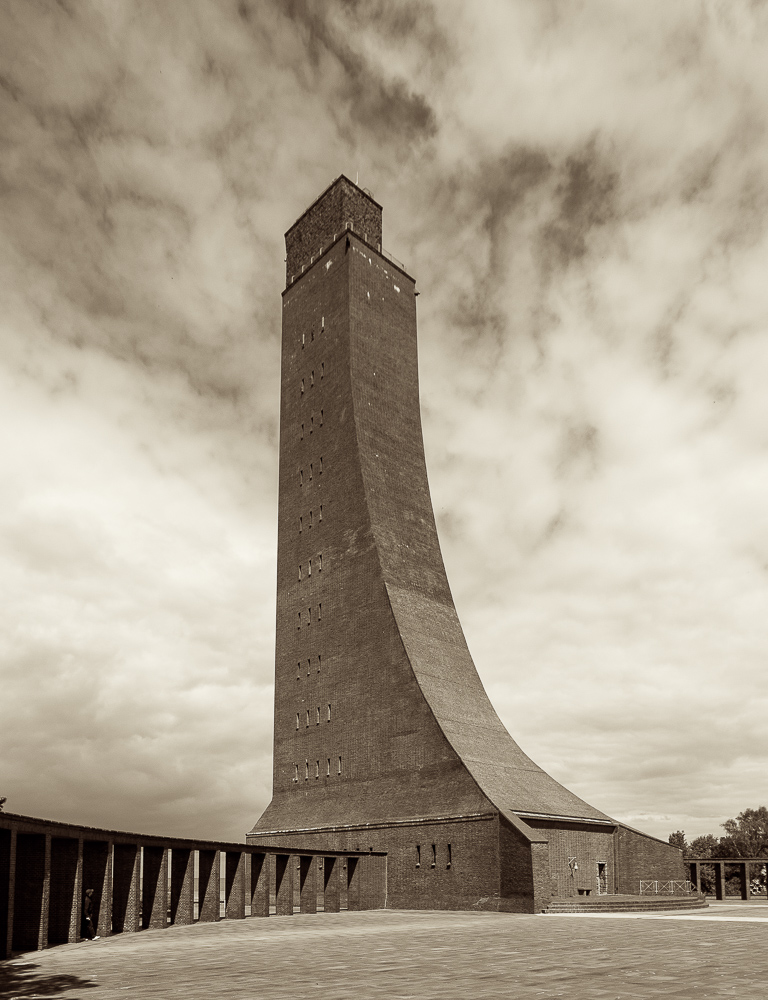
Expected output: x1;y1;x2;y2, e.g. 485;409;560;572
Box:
285;175;382;283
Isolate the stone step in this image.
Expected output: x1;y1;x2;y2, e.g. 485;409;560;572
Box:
543;895;708;914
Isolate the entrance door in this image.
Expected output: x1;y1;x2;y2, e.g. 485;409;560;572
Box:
596;862;608;895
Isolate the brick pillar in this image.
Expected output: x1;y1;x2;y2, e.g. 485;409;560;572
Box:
274;854;293;916
249;853;269;917
689;862;699;893
225;852;246;919
48;837;80;945
323;857;340;912
37;833;51;950
0;828;14;960
12;833;47;953
739;862;750;901
142;846;168;930
347;857;360;911
112;843;141;933
70;838;83;943
714;862;726;901
170;849;194;925
299;856;317;914
198;850;221;922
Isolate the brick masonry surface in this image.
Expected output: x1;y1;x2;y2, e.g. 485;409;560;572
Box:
3;908;768;1000
251;176;686;912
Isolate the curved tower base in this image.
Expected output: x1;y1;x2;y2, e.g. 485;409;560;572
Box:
249;177;684;911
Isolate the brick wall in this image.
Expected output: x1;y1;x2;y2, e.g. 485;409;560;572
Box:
615;824;686;892
525;819;616;897
285;176;382;282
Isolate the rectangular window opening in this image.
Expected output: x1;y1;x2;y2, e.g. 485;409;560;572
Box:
431;844;436;869
321;316;325;331
327;703;331;722
299;516;303;533
317;654;321;673
318;602;322;620
310;370;314;387
309;509;313;529
318;554;322;572
320;409;324;426
305;760;309;780
298;564;302;581
319;456;323;474
309;463;313;481
300;379;305;394
306;710;310;728
307;658;311;676
416;845;421;868
308;558;312;577
337;756;342;775
310;414;314;434
315;760;319;778
326;758;330;776
294;764;299;782
301;332;305;348
308;606;312;625
319;505;323;521
311;329;314;342
297;611;301;630
299;469;303;487
300;423;304;440
321;363;324;380
316;706;320;725
447;844;452;869
295;713;299;730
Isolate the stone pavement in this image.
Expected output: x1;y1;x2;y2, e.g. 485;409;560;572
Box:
2;904;767;1000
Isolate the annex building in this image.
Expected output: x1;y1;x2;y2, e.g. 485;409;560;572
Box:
248;176;684;912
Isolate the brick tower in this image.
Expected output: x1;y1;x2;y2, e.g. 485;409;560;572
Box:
248;176;684;910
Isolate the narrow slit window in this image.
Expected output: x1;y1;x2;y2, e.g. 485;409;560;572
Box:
337;756;342;774
297;661;301;680
315;760;319;778
299;469;303;487
310;370;314;387
310;328;314;342
326;758;330;776
447;844;452;869
295;713;299;730
327;703;331;722
305;760;309;780
321;362;324;380
319;456;323;474
306;710;310;728
318;554;322;572
431;844;436;868
316;706;320;725
301;332;305;348
294;764;299;782
300;378;305;394
309;463;313;481
321;316;325;331
309;509;313;529
319;505;323;521
297;611;301;630
308;606;311;625
300;422;304;440
298;564;302;581
416;845;421;868
299;516;303;533
307;658;311;676
317;654;321;673
318;602;322;620
308;558;312;576
310;414;314;434
320;409;324;426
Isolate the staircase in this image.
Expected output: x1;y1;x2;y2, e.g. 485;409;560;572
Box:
542;894;708;914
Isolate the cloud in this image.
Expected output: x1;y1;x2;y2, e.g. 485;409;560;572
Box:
1;0;767;845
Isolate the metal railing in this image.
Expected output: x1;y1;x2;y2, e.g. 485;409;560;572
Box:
640;880;692;895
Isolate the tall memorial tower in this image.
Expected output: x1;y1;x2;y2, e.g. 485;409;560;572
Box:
248;176;683;911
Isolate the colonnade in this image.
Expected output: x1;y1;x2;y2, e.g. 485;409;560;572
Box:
0;813;386;959
687;858;765;900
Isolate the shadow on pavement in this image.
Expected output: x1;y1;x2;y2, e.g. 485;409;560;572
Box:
0;961;97;997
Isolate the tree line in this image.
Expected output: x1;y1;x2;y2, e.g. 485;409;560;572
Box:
668;806;768;895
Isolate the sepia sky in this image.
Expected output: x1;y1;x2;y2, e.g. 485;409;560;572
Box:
1;0;767;844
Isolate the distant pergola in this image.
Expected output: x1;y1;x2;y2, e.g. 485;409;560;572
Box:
687;858;767;900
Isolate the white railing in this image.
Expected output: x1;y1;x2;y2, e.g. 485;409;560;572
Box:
640;880;692;894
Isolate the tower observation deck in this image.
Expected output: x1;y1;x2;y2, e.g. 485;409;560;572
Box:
248;176;683;910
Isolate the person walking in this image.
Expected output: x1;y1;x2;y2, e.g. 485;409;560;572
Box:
82;888;100;940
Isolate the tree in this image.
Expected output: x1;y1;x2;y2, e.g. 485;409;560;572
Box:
688;834;719;859
668;830;688;853
721;807;768;858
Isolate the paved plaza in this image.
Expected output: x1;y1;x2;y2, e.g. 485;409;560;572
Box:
2;903;767;1000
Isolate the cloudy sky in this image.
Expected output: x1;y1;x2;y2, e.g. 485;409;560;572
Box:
1;0;767;845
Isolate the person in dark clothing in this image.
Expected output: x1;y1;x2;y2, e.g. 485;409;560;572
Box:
82;889;100;940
